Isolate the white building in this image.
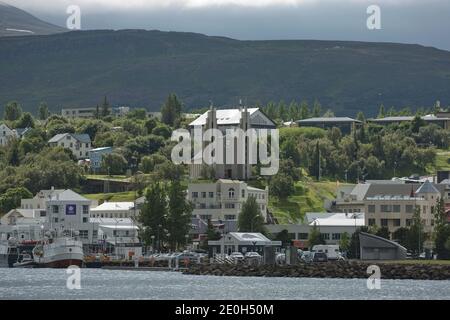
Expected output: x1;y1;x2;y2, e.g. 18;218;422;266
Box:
187;179;269;222
188;106;276;180
48;133;92;159
266;212;365;249
208;232;281;256
90;202;138;219
0;123;16;146
61;107;97;119
90;218;141;259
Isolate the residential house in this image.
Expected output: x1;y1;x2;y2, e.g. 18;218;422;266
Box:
296;117;361;134
89;147;113;172
0;123;16;146
367;112;450;130
48;133;92;159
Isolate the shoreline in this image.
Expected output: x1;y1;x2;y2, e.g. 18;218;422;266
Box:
183;261;450;281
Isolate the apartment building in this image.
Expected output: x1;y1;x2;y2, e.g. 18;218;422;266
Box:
48;133;92;159
187;179;269;222
333;180;449;236
61;107;97;119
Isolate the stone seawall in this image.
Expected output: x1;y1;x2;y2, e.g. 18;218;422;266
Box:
184;261;450;280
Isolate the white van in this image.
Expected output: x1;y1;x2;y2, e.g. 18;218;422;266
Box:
311;245;343;260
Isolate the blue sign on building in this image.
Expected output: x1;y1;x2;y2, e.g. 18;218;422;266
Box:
66;204;77;215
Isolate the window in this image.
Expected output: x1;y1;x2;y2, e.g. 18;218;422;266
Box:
224;215;236;220
86;143;89;148
393;205;400;212
92;230;98;239
79;230;89;239
298;233;308;240
39;211;46;217
380;205;392;213
332;233;341;240
83;217;88;223
242;190;245;198
200;214;212;221
406;219;412;227
53;217;59;223
192;192;198;198
368;205;375;213
209;192;214;198
368;218;376;226
228;188;235;199
225;203;235;209
321;233;330;240
381;219;388;227
405;205;414;213
52;205;59;214
393;219;400;227
82;205;89;214
199;203;206;209
201;192;206;198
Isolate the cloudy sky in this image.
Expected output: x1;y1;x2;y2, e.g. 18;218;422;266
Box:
5;0;450;50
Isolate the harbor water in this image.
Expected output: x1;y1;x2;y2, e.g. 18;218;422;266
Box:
1;268;449;300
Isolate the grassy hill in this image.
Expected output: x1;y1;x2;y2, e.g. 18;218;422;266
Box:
269;180;342;224
1;29;450;115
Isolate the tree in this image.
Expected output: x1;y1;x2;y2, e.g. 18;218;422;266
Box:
433;197;450;259
38;102;49;120
308;224;325;248
0;187;33;214
312;99;322;117
4;101;22;121
339;232;350;252
166;180;193;250
407;205;426;255
347;226;370;259
377;104;385;118
152;125;172;139
375;226;390;239
154;161;184;180
100;153;128;175
6;139;20;166
275;229;291;248
15;112;35;129
138;182;168;249
161;93;182;126
269;174;295;200
238;196;265;233
299;101;309;120
101;96;110;117
145;117;158;133
139;154;167;173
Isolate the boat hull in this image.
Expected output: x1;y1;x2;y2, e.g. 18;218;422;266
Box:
35;252;84;268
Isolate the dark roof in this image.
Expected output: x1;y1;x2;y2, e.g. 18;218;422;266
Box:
296;117;361;124
364;183;445;199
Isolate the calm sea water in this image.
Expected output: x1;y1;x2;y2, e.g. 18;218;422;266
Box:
0;268;449;300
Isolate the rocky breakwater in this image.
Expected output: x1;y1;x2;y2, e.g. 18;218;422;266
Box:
184;261;450;280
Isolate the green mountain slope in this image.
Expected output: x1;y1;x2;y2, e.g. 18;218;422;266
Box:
0;2;65;37
1;29;450;115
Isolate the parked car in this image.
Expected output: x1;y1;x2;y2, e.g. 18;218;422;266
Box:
244;252;262;259
245;252;262;265
312;245;343;260
311;252;328;262
275;253;286;265
300;251;312;262
230;252;245;262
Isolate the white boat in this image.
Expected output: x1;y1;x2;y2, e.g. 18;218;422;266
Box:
33;231;84;268
13;253;36;268
0;236;19;268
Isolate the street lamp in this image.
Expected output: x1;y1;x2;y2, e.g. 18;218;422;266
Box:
185;234;190;249
150;235;155;253
157;224;162;253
